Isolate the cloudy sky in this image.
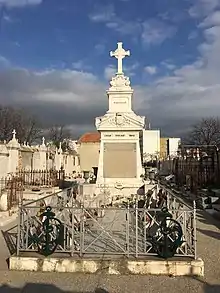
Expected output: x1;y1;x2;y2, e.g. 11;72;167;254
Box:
0;0;220;138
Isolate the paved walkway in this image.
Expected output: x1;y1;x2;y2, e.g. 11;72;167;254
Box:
0;210;219;293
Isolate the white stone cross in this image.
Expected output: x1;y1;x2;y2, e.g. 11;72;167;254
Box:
12;129;16;139
110;42;130;74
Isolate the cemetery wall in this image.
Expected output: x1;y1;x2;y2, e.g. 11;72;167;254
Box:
0;137;80;179
0;143;9;178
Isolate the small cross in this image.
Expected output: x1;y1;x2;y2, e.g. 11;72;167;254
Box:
110;42;130;74
59;142;62;151
12;129;16;139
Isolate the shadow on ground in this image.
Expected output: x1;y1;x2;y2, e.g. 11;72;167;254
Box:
1;224;17;255
0;280;219;293
0;284;109;293
196;209;220;230
203;285;220;293
197;228;220;240
191;276;220;293
0;224;17;270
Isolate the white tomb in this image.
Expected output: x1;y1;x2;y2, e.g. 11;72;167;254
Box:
95;42;145;197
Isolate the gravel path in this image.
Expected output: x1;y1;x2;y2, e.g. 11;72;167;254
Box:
0;209;219;293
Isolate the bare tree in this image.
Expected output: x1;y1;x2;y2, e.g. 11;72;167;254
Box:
48;125;70;148
0;105;42;143
22;116;42;144
187;117;220;146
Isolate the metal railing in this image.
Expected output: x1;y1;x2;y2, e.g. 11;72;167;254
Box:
15;169;65;188
16;183;196;259
0;176;23;210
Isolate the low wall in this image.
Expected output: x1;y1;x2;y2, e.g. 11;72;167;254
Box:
9;256;204;277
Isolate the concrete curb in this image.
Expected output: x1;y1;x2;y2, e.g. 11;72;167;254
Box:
9;256;204;277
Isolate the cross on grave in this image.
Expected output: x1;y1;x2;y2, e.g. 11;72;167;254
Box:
12;129;16;139
110;42;130;75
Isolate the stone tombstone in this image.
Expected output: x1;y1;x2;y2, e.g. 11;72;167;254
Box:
7;130;20;173
0;143;9;177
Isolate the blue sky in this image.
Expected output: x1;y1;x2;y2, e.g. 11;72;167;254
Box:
0;0;220;137
0;0;200;79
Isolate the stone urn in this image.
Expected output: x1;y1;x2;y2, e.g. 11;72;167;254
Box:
83;171;90;184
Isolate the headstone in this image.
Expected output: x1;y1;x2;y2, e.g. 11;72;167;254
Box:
7;129;20;173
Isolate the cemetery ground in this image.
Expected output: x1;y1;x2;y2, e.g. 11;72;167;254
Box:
0;209;219;292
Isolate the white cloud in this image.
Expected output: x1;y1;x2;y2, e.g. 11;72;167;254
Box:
0;67;107;136
1;16;220;137
72;61;84;70
0;67;104;105
159;9;188;23
0;0;42;7
3;14;14;22
124;62;139;76
89;5;176;45
104;61;139;80
106;19;141;36
144;66;157;75
0;55;10;67
13;41;21;47
94;43;105;54
141;19;177;45
104;65;116;80
188;30;199;40
89;4;115;22
2;6;220;137
161;61;176;70
199;10;220;27
2;15;220;136
142;20;220;128
72;60;90;71
189;0;220;18
89;5;141;37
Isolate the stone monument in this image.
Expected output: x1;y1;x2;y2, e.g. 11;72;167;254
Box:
95;42;145;198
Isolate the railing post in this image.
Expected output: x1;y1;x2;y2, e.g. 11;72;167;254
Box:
16;206;21;256
144;208;146;253
167;189;170;209
126;202;130;257
193;200;197;259
71;206;74;257
79;206;84;257
135;197;138;258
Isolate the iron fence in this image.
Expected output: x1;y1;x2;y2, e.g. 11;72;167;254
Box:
171;148;220;192
15;169;65;188
16;184;196;259
0;176;23;210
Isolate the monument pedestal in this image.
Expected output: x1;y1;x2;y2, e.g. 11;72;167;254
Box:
95;123;145;198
